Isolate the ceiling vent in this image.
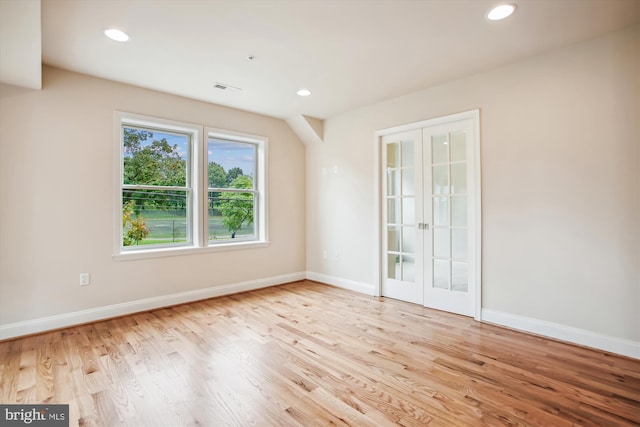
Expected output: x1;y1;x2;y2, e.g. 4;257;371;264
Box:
213;82;242;92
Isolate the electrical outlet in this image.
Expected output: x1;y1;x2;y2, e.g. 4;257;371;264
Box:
80;273;90;286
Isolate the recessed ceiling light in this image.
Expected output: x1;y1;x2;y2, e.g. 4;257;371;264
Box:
296;88;312;97
487;4;516;20
104;28;130;42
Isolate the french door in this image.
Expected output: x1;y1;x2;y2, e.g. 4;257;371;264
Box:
380;111;480;317
381;129;424;304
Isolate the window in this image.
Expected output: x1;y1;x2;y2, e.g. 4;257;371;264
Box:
121;125;194;248
208;138;257;242
114;112;268;259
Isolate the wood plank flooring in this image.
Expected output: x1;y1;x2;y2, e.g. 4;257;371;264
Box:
0;280;639;426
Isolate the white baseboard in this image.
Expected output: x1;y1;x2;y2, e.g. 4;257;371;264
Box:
0;272;306;341
306;271;376;295
4;273;636;360
482;309;640;359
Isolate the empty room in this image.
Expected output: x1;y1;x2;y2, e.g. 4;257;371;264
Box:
1;0;639;425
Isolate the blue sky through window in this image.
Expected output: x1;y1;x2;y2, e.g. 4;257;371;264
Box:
208;139;255;178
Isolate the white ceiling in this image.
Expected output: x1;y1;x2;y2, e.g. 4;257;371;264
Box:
13;0;640;119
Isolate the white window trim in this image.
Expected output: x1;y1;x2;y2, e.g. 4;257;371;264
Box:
113;112;269;261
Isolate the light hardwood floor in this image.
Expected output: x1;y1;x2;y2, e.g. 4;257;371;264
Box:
0;280;639;426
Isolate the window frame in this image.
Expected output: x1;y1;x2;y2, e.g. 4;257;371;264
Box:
203;127;269;249
113;112;269;260
205;127;267;246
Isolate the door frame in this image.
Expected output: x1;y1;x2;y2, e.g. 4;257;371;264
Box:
374;109;482;320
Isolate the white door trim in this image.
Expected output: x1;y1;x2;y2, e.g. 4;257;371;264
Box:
375;109;482;320
377;110;479;137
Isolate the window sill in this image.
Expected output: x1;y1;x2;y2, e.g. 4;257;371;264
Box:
113;240;270;261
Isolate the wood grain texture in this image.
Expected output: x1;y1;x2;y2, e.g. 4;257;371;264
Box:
0;280;638;426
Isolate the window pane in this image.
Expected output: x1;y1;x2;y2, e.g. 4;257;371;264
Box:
402;169;414;196
432;134;448;164
402;197;415;225
122;189;188;247
208;139;256;189
451;228;468;260
450;131;466;162
433;196;449;226
388;254;401;280
387;198;400;224
432;165;449;195
401;140;414;167
387;143;400;168
451;163;467;194
433;227;450;258
402;226;415;254
452;262;468;292
402;255;415;282
207;138;256;242
387;226;400;252
451;195;467;227
123;127;188;186
208;191;255;241
433;259;450;289
387;169;400;196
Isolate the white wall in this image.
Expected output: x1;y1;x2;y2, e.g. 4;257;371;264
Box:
0;67;306;328
307;25;640;349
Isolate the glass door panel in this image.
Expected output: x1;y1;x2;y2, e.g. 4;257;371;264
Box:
451;163;467;194
451;196;467;226
433;228;450;258
451;229;468;260
387;169;400;196
387;254;401;280
451;262;468;292
433;259;450;289
432;165;449;194
402;198;415;225
402;169;415;195
402;255;416;282
387;143;399;167
387;226;400;252
450;130;466;161
432;134;448;163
